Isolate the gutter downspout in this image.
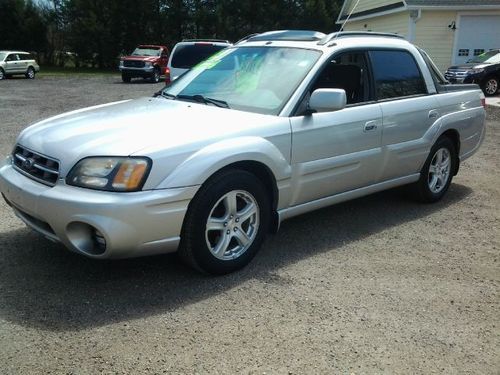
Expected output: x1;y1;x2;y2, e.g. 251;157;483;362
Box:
408;8;422;43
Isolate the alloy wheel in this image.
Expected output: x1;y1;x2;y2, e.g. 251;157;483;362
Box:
484;78;498;95
428;147;451;194
205;190;260;261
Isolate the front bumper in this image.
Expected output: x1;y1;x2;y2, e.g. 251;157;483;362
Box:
119;67;155;77
0;160;198;259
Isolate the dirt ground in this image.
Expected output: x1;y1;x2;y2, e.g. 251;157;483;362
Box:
0;75;499;374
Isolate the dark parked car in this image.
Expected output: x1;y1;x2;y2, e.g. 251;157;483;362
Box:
445;49;500;96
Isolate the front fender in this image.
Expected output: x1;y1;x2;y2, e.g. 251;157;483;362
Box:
156;136;292;189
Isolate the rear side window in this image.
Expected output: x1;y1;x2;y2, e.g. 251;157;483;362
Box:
19;53;33;61
171;44;227;69
369;50;427;100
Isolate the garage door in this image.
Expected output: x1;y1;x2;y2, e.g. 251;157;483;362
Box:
454;15;500;65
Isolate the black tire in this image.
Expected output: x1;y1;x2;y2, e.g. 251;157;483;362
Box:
121;73;131;83
482;76;499;96
179;169;271;275
150;66;161;83
0;68;5;80
411;136;457;203
25;66;35;79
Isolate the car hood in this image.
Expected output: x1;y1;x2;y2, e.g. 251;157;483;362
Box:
17;97;280;176
447;63;490;70
121;56;158;62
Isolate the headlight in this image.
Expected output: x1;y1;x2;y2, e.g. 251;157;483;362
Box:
119;60;124;67
67;157;151;192
145;62;152;68
468;68;484;75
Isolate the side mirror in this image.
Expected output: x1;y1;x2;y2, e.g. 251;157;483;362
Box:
308;88;347;113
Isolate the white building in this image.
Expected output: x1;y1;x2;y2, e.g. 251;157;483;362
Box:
336;0;500;71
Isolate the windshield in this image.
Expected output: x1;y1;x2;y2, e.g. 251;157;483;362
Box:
171;44;228;69
0;52;6;61
467;50;500;64
162;46;322;115
131;47;161;57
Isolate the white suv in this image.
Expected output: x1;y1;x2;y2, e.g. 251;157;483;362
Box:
166;39;231;82
0;51;40;80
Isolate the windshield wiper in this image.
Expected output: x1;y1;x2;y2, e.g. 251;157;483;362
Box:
177;94;230;108
154;91;176;99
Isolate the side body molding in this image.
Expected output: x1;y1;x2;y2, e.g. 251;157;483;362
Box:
156;136;292;191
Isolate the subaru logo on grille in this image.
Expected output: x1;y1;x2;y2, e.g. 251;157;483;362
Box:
22;158;35;170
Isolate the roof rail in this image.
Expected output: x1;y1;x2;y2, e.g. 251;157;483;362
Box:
243;30;326;43
318;31;405;45
181;39;231;44
235;33;260;45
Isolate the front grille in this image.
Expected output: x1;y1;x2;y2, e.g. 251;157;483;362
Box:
123;60;145;68
444;69;468;80
13;145;60;186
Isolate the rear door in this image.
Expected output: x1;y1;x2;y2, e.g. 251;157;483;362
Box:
369;49;440;181
18;53;30;73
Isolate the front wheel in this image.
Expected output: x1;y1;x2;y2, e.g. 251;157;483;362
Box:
179;169;270;274
121;73;131;83
25;67;35;79
411;136;457;203
482;76;499;96
150;66;161;83
0;68;5;80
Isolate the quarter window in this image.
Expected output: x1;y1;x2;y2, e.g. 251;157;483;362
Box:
369;50;427;100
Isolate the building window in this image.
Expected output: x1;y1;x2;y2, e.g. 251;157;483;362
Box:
458;49;469;56
474;49;485;56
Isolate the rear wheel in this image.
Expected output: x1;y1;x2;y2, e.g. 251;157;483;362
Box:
482;76;499;96
25;67;35;79
411;136;457;203
121;73;131;83
179;169;270;274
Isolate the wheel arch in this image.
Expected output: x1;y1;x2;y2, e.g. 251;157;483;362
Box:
156;136;291;232
217;160;280;232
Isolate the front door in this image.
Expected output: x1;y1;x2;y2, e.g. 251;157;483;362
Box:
289;51;383;206
4;54;21;74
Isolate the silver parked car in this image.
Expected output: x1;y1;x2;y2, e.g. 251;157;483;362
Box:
0;51;40;80
0;31;486;274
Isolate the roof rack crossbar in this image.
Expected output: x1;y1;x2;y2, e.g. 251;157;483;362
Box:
242;30;326;43
317;31;405;45
181;39;231;44
235;33;260;45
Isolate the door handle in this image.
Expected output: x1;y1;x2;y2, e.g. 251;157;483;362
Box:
364;120;378;132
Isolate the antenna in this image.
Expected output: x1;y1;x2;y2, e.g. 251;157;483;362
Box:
338;0;361;35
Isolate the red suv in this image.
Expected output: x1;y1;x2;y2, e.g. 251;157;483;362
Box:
119;45;169;83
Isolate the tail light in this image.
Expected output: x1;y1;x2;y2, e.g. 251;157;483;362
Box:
165;67;171;84
480;93;486;109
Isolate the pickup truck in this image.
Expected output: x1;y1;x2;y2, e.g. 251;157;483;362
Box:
0;31;486;274
119;44;169;83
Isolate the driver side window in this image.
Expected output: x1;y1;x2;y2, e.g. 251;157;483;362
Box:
6;54;19;62
313;51;370;104
296;51;371;115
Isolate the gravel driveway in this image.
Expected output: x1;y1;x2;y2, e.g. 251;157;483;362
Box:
0;75;499;374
